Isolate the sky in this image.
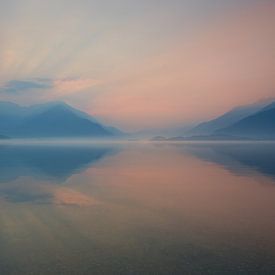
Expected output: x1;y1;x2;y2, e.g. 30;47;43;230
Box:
0;0;274;131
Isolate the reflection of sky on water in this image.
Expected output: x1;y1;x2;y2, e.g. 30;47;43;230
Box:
0;143;274;274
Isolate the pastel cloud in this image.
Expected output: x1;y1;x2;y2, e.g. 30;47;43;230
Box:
0;79;52;94
53;78;100;96
0;0;273;130
0;77;99;101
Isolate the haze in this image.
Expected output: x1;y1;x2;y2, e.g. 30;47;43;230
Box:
0;0;274;131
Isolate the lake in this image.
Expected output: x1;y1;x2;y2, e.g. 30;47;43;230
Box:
0;141;275;274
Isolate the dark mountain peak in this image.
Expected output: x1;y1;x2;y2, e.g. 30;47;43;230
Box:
262;102;275;112
0;101;123;138
40;102;72;113
188;99;275;136
36;101;70;109
216;104;275;139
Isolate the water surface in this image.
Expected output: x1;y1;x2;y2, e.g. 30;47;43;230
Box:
0;142;275;274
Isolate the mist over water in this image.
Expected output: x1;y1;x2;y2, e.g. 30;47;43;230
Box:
0;141;275;274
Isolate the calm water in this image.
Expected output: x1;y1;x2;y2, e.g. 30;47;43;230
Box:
0;141;275;274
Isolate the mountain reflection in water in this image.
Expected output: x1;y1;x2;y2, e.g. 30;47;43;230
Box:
0;144;118;182
181;142;275;180
0;142;274;274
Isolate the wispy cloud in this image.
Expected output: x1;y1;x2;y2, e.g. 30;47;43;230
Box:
0;77;99;96
0;79;53;94
53;78;100;96
0;0;273;130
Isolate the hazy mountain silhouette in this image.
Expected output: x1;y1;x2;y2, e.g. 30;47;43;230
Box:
188;99;274;136
183;143;275;180
0;101;123;138
0;144;118;182
216;103;275;139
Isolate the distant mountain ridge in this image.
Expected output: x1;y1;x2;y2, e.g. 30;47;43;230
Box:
0;101;123;138
154;99;275;141
188;99;274;136
216;102;275;139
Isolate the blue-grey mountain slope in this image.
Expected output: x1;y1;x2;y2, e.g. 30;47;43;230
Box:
216;102;275;139
0;101;123;138
188;100;274;136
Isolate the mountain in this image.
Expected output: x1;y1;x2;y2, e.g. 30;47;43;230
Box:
187;99;274;136
0;101;123;138
216;102;275;139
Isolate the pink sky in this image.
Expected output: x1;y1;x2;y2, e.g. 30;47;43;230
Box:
0;0;274;130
